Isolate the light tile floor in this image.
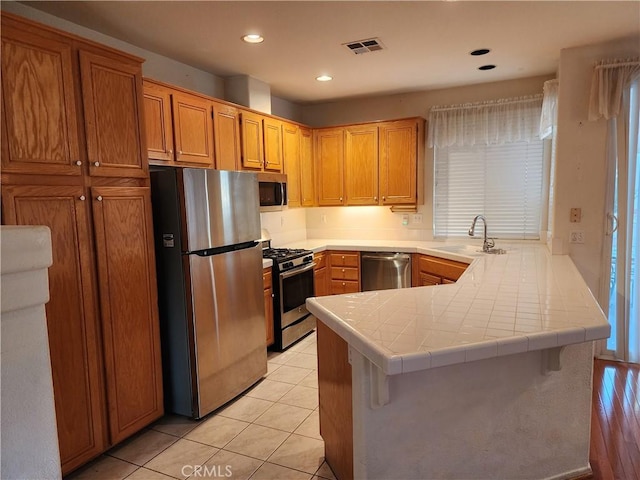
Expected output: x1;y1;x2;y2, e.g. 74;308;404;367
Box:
69;332;335;480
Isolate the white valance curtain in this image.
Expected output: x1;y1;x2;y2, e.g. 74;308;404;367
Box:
589;57;640;120
428;95;543;148
539;79;559;139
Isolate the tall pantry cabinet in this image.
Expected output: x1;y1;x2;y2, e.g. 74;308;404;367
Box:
0;13;163;475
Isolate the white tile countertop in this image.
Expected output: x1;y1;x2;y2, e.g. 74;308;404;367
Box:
285;239;610;375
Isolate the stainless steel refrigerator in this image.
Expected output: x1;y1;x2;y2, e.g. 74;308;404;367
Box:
150;167;267;419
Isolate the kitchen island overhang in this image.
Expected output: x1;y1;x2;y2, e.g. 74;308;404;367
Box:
306;242;610;480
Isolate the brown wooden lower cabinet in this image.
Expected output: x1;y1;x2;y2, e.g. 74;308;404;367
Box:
328;250;360;295
317;320;353;480
91;187;163;444
263;267;274;346
1;184;163;473
314;252;329;297
412;253;468;286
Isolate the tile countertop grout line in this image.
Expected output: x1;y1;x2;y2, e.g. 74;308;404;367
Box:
303;239;611;375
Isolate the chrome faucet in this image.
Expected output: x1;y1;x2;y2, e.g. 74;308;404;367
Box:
468;215;495;252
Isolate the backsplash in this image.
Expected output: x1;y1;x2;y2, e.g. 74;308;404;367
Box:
305;206;433;241
260;208;307;246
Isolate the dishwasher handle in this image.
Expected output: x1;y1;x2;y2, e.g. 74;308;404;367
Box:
361;252;411;261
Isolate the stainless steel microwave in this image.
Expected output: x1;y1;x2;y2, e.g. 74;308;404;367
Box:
258;172;287;211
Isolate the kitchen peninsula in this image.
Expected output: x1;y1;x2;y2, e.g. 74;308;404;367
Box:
300;241;610;480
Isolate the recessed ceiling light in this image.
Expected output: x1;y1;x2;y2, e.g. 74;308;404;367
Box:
470;48;491;56
478;65;496;71
242;34;264;44
316;75;333;82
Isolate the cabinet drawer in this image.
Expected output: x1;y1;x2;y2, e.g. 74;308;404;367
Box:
330;280;360;295
419;272;441;286
314;252;327;270
263;268;272;290
329;252;359;267
330;266;359;281
417;255;467;281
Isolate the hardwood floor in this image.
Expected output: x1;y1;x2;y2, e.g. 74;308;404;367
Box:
590;359;640;480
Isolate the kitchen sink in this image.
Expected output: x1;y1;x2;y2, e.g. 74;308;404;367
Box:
431;244;506;256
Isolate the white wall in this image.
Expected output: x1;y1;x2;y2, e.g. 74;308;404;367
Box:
302;75;553;241
553;35;640;297
260;208;307;246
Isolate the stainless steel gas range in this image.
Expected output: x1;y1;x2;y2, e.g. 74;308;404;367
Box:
263;246;316;350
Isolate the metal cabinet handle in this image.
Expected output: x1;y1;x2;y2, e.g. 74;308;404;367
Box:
342;282;346;286
179;150;182;155
76;160;82;166
341;269;345;272
341;256;345;259
374;196;378;201
339;197;343;202
94;162;100;167
79;195;86;201
382;196;386;201
169;149;173;154
96;196;103;201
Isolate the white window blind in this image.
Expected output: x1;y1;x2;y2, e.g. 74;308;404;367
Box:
434;140;544;239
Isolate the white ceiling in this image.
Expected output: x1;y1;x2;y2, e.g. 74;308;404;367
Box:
21;1;640;104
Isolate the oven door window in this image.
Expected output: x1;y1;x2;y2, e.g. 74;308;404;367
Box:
280;267;314;318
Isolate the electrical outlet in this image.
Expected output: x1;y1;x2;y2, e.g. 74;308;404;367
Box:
569;231;585;244
412;214;423;224
570;208;582;223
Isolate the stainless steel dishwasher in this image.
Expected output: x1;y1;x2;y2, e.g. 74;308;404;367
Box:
361;252;412;291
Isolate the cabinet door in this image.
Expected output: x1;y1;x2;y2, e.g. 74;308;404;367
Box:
263;117;283;172
314;267;329;297
1;24;81;176
2;185;106;475
315;128;345;206
345;125;379;205
300;127;315;207
91;186;163;444
171;93;214;166
239;110;264;170
283;123;301;207
418;272;441;286
143;82;174;163
79;51;147;178
212;102;241;171
263;268;274;346
379;120;417;205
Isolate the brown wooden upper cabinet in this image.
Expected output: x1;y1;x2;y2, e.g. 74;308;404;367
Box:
239;110;283;173
0;20;82;177
143;81;174;163
80;51;147;178
345;124;379;205
171;92;214;166
379;119;422;205
299;127;315;206
212;101;242;171
314;118;424;208
239;110;265;170
315;127;346;206
283;122;301;207
283;123;315;208
263;117;283;172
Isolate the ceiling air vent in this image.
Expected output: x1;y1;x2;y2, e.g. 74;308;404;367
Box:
343;38;385;55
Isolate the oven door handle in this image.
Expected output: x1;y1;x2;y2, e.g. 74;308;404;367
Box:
280;262;316;279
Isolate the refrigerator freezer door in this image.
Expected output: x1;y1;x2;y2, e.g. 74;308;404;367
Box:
182;169;261;252
188;243;267;418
